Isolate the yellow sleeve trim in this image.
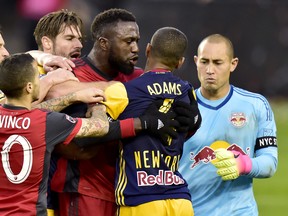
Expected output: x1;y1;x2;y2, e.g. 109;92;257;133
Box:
38;65;46;75
47;209;55;216
101;82;128;120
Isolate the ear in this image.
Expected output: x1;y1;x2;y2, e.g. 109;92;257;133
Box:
98;37;109;50
175;57;185;69
26;82;33;94
41;36;53;52
230;57;239;73
193;55;198;65
145;43;151;57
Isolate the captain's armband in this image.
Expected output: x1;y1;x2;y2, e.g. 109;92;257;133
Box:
255;136;277;151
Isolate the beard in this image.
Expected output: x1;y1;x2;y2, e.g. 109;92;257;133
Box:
108;51;134;75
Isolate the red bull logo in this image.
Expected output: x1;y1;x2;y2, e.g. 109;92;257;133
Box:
190;146;216;168
230;112;246;128
190;141;249;168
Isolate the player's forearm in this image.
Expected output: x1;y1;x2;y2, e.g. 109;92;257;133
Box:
76;105;109;138
72;118;142;148
33;91;82;111
247;147;278;178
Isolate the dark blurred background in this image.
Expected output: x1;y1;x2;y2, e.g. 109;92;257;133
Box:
1;0;288;97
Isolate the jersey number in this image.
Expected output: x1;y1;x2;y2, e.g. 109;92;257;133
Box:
1;135;33;184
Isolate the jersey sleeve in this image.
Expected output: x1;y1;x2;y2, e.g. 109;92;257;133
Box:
46;111;82;148
249;97;278;178
101;82;128;120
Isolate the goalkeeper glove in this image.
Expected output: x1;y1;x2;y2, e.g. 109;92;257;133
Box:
139;100;179;145
213;148;252;181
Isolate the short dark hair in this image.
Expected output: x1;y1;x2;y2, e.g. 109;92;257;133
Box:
0;53;36;98
34;9;83;50
91;8;136;41
150;27;188;68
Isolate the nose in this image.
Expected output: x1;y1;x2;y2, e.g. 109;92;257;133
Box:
131;41;139;53
206;63;214;74
2;47;9;57
0;47;9;62
75;39;83;49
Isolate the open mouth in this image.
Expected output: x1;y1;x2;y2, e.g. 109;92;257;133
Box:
70;52;81;59
129;56;138;65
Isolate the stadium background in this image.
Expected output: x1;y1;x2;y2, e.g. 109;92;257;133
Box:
1;0;287;215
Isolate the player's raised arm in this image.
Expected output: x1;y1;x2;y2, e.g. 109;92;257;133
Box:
33;87;105;112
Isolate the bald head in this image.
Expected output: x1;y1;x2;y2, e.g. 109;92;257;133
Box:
198;34;234;60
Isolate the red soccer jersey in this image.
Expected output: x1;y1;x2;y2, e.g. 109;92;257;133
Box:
51;56;143;202
0;104;81;216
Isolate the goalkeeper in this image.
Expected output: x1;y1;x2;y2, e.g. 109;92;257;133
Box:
179;34;278;216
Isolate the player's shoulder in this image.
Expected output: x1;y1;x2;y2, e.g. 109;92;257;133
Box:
233;85;266;98
232;85;271;107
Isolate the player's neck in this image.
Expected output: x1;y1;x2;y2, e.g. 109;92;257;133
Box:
87;51;118;77
201;85;231;100
144;62;172;72
5;97;32;110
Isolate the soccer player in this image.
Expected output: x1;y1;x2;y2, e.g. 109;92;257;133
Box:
0;53;109;215
32;9;83;63
44;8;183;216
103;26;201;216
179;34;278;216
29;9;84;104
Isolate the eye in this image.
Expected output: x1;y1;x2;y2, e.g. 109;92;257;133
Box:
214;61;223;65
200;60;208;64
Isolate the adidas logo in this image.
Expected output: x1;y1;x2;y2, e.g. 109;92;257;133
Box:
157;119;164;130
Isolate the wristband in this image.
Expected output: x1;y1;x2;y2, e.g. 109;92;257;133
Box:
119;118;136;138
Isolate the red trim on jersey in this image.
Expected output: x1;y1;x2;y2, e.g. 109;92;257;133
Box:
62;118;82;145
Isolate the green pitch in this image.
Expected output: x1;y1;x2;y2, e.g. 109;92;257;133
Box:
254;99;288;216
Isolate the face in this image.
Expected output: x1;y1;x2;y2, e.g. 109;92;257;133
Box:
194;40;238;99
50;25;83;59
0;34;9;63
107;21;140;75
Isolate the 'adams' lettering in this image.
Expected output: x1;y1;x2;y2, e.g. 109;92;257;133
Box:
147;82;182;95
